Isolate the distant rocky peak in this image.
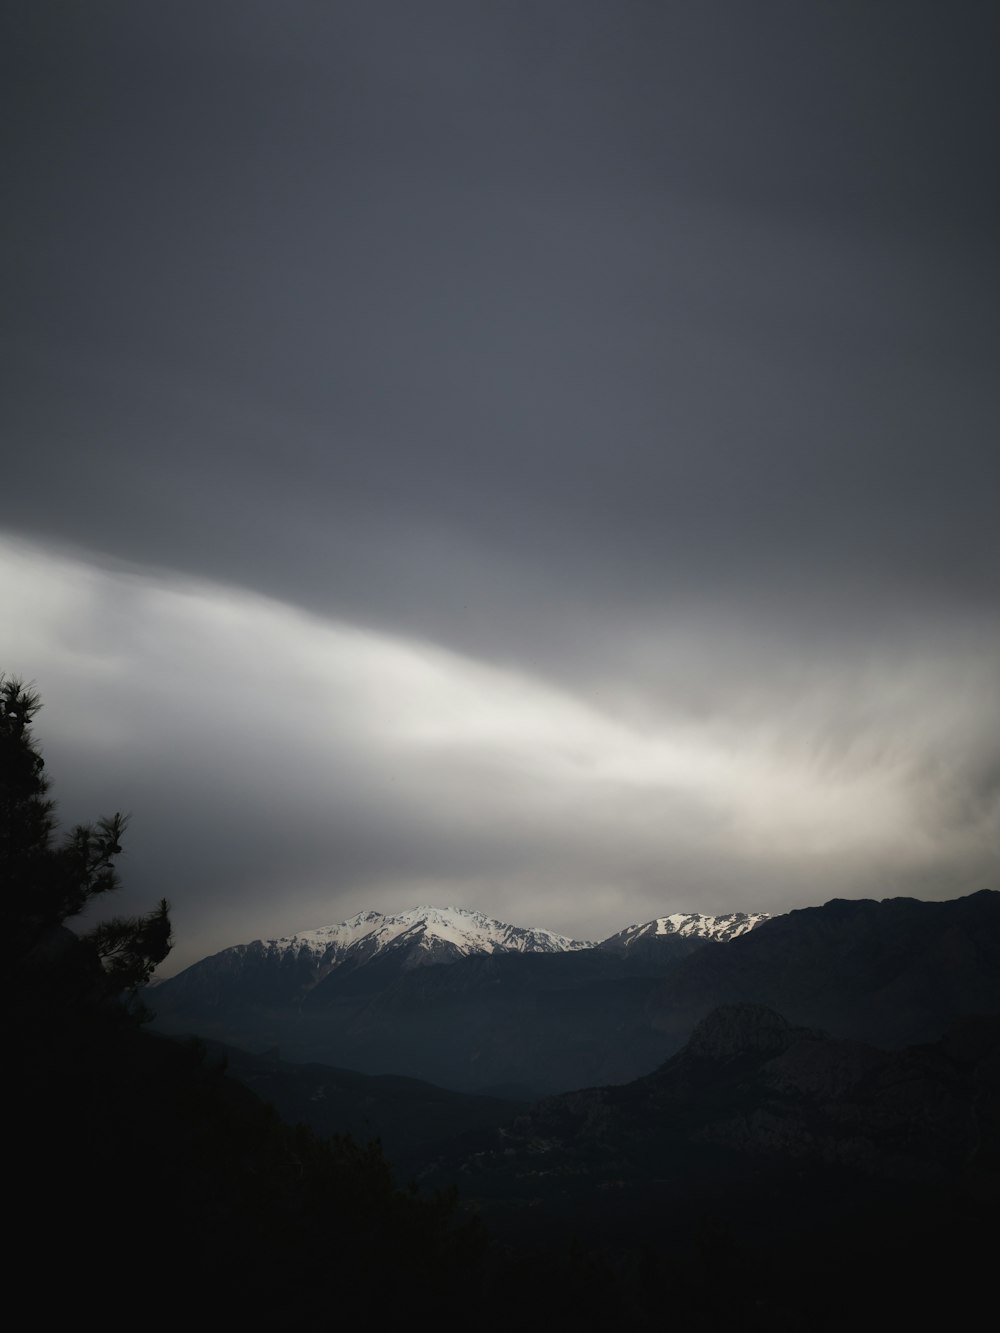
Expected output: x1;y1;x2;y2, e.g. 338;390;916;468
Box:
601;909;770;952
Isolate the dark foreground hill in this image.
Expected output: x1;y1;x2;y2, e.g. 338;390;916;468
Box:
171;996;1000;1330
429;1002;1000;1229
415;1002;1000;1329
12;1006;492;1323
115;996;1000;1331
18;970;1000;1329
196;1037;527;1174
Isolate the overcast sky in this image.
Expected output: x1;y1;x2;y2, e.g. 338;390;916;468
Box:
3;1;998;975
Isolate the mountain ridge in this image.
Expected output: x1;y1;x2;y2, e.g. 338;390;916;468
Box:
158;901;769;992
148;902;770;1092
149;892;1000;1097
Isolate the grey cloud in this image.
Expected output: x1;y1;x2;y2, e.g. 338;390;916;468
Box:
17;538;995;976
3;4;998;968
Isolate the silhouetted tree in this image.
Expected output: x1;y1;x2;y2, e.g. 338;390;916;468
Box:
1;673;172;1007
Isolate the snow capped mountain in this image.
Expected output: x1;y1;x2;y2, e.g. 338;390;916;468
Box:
151;904;768;1026
268;904;595;969
601;910;770;952
149;905;595;1015
150;901;773;1087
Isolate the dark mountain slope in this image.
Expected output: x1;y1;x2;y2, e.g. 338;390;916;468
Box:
646;889;1000;1054
419;1002;1000;1329
152;933;705;1094
196;1038;527;1173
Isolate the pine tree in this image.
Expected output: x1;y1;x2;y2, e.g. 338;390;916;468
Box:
1;673;172;1008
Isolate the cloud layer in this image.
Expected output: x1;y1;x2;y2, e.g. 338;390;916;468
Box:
2;3;998;971
5;536;997;975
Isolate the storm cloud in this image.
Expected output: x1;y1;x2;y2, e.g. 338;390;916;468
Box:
3;2;998;973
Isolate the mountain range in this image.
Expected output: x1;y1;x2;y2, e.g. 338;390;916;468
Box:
149;904;769;1093
142;889;1000;1326
150;892;1000;1097
152;902;767;1003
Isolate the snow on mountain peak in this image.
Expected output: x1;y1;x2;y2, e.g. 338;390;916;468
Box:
264;904;595;964
653;911;770;940
602;910;770;951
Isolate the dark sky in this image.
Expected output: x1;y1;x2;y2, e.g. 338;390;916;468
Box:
3;1;999;974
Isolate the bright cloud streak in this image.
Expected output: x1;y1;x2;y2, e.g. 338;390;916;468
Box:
4;533;996;975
